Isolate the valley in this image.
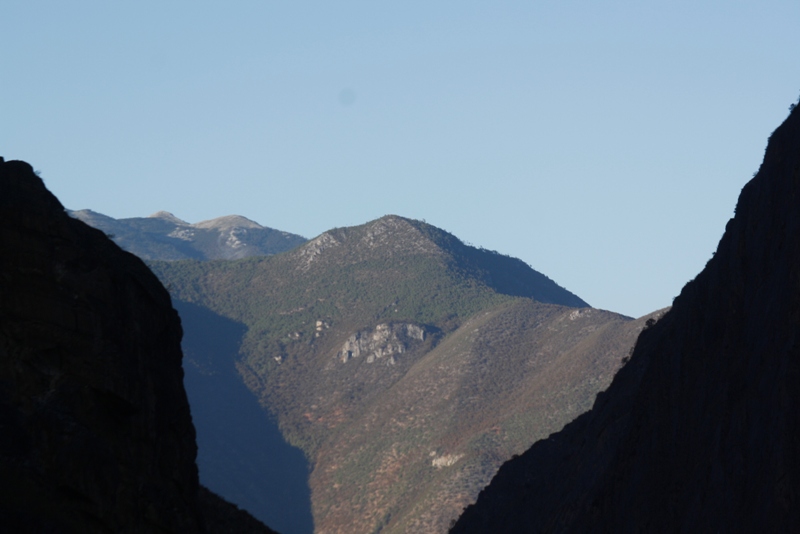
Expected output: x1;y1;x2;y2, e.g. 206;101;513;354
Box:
10;99;796;532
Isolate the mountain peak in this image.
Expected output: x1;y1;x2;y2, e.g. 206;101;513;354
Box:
75;210;306;261
360;215;439;252
148;210;189;225
294;216;443;272
289;215;587;307
193;214;265;230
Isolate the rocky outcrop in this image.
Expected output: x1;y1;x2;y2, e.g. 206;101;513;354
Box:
337;323;426;364
0;159;276;533
451;109;800;532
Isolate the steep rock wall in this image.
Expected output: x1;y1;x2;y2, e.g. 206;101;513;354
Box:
452;108;800;532
0;159;203;532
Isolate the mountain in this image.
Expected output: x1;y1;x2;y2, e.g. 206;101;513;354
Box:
68;208;306;261
150;215;656;533
450;108;800;531
0;158;275;533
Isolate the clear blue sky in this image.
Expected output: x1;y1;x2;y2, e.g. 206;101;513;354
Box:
3;1;799;318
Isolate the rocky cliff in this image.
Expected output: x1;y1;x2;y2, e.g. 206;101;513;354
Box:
451;108;800;532
0;159;275;533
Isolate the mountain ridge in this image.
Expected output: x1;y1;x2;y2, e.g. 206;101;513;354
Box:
69;208;307;261
284;214;588;308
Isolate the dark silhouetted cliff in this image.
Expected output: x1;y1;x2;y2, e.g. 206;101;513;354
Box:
451;109;800;532
0;159;276;533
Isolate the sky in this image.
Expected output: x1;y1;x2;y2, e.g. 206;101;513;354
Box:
3;1;799;318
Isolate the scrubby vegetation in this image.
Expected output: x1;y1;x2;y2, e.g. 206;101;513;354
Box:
150;215;646;534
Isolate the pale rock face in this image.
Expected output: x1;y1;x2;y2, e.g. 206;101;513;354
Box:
224;227;248;249
298;232;340;270
337;323;426;364
569;308;592;320
431;454;465;469
168;228;196;241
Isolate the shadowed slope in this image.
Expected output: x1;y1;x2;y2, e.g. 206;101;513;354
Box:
178;301;314;534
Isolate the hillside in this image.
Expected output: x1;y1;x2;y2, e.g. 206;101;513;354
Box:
152;215;653;533
69;208;306;260
451;106;800;531
0;159;275;533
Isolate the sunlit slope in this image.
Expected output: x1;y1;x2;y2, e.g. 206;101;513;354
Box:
304;301;655;534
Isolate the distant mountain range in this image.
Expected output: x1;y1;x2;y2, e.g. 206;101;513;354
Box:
135;214;655;533
68;209;307;260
